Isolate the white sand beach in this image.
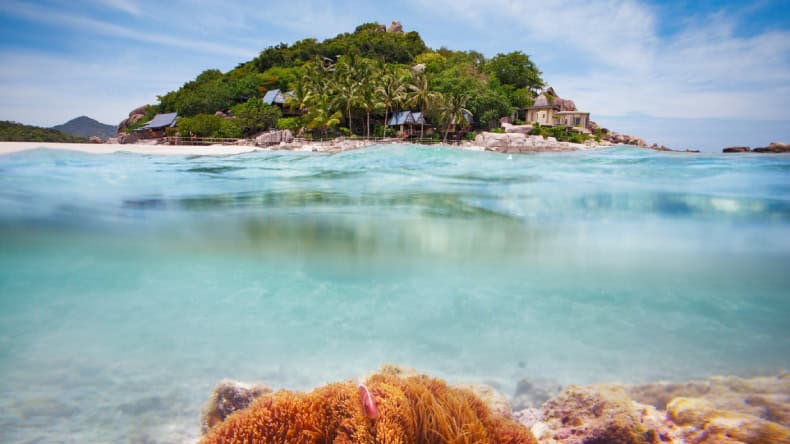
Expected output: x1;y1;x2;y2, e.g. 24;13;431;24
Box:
0;142;261;156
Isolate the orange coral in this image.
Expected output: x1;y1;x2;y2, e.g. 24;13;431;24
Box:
201;373;536;444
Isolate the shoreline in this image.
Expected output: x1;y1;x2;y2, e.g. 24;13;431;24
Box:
0;139;650;156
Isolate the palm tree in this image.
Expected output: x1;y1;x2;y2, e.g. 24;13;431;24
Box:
376;68;406;137
305;92;342;137
356;59;379;139
332;56;362;136
407;71;436;138
437;91;472;143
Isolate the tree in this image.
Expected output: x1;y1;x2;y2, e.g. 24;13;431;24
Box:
230;98;282;136
407;70;436;137
376;68;407;137
485;51;544;92
332;55;363;135
436;92;472;143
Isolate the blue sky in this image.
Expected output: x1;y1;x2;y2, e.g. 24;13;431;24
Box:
0;0;788;150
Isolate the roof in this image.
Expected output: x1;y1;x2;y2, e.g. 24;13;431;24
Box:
140;113;177;129
262;89;294;105
388;111;425;126
556;111;589;115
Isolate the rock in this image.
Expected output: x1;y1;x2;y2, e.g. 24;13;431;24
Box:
532;384;674;444
512;378;563;411
667;397;790;444
215;111;231;119
88;136;102;144
200;379;272;434
753;142;790;153
387;20;404;33
129;105;148;117
503;124;533;134
117;133;139;145
723;146;751;153
628;373;790;425
255;129;293;146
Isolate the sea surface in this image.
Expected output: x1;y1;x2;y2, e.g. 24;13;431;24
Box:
0;145;789;442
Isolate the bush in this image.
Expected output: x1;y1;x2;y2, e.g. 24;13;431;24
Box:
230;99;281;136
277;117;301;131
177;114;242;138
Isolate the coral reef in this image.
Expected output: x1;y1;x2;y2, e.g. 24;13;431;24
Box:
200;372;536;444
527;384;673;444
519;373;790;444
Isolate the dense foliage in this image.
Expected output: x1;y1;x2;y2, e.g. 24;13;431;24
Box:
151;23;546;140
0;121;88;142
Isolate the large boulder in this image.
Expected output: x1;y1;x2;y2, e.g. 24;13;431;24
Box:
117;133;139;145
255;129;293;146
117;105;148;134
503;123;533;134
201;380;272;434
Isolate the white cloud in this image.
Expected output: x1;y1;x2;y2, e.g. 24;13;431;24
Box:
91;0;141;16
414;0;790;120
0;1;257;58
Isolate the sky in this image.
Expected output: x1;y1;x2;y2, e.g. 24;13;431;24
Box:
0;0;788;150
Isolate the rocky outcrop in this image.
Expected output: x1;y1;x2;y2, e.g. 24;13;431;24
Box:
512;378;563;411
254;129;293;146
117;105;148;134
200;380;272;435
387;20;404;33
753;142;790;153
474;132;586;153
606;131;647;147
88;136;103;144
502;123;534;134
723;146;751;153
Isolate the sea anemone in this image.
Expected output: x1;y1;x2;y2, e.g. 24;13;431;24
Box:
201;373;536;444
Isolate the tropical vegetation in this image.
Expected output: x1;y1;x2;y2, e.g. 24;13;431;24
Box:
0;121;88;143
143;23;546;141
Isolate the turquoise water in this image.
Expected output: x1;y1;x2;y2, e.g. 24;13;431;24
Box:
1;145;789;442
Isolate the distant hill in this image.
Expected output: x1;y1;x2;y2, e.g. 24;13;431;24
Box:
52;116;116;139
0;121;88;143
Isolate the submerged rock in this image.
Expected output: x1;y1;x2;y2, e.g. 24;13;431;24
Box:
200;379;272;434
524;373;790;444
527;384;673;444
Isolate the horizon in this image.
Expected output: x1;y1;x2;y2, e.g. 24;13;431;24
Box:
1;0;789;150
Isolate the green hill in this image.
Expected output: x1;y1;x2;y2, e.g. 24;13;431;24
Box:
0;121;88;143
52;116;116;139
144;21;546;141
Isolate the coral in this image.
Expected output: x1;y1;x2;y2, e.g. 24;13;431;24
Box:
627;373;790;426
667;397;790;444
201;379;272;434
200;373;536;444
528;384;676;444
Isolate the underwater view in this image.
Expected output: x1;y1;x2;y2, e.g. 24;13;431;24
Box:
1;145;789;442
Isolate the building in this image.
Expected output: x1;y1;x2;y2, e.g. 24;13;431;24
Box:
388;111;425;135
525;87;590;132
137;112;177;138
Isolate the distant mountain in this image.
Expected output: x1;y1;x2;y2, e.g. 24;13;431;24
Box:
0;121;88;143
52;116;116;139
